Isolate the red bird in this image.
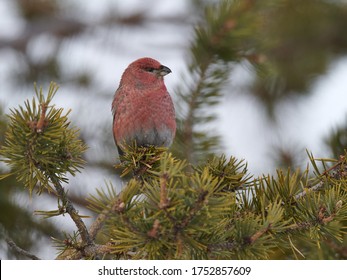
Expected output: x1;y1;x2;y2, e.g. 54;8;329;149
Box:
112;57;176;156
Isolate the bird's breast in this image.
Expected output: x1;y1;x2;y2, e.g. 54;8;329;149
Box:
114;90;176;148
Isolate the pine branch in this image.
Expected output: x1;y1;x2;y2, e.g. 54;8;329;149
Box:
55;240;113;260
6;237;41;260
295;153;347;200
49;176;92;246
88;208;113;241
247;224;272;244
159;172;170;209
2;79;346;259
181;63;210;163
0;82;95;259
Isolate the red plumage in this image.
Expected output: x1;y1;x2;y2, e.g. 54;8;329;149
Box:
112;57;176;155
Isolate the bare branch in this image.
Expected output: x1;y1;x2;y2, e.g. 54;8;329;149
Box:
50;176;92;246
6;238;41;260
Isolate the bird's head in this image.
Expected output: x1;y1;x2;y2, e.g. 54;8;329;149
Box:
121;57;171;88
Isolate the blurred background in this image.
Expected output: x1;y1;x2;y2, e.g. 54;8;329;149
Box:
1;0;347;259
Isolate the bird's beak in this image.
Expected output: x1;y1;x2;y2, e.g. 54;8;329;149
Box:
157;65;172;76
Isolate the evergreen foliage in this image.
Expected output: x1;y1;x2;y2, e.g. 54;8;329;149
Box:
85;147;346;260
0;83;86;194
1;85;346;259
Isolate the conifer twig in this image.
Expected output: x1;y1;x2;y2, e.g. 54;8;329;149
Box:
147;219;160;238
294;181;324;200
207;241;238;253
6;237;41;260
181;189;209;228
248;224;271;244
159;173;170;209
295;155;346;201
49;176;92;246
36;102;48;133
321;155;345;177
89;197;124;240
182;64;209;163
88;210;110;240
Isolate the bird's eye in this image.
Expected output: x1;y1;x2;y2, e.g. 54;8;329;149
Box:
144;67;156;73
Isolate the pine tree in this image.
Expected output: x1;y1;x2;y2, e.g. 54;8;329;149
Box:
0;82;346;260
